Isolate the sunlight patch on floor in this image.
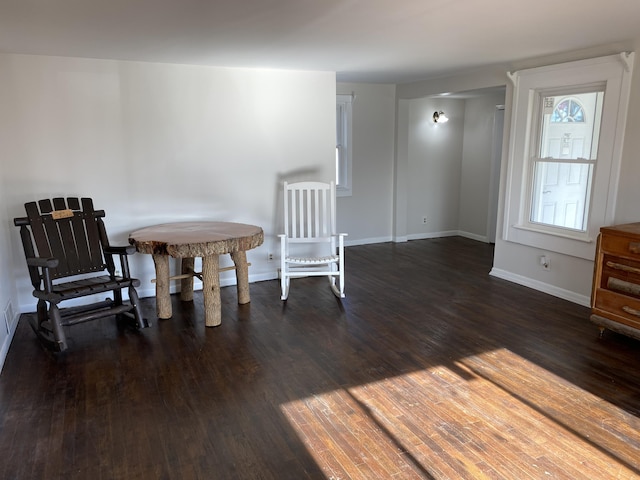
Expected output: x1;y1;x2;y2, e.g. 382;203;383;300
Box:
281;348;640;479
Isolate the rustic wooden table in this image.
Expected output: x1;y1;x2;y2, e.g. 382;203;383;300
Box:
129;221;264;326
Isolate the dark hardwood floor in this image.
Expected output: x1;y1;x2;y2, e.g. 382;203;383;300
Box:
1;237;639;479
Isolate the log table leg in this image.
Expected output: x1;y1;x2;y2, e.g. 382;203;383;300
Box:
230;250;251;304
202;254;221;327
152;253;172;319
180;257;195;302
130;221;263;327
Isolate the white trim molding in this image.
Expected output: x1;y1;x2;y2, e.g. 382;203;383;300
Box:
502;53;635;260
489;267;591;307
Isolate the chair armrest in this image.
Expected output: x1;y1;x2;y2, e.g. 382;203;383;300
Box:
26;257;59;269
103;245;136;279
25;257;58;292
104;245;137;256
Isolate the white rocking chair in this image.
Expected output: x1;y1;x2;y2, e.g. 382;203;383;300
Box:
279;181;346;300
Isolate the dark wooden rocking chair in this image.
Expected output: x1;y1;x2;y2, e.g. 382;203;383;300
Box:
14;197;149;351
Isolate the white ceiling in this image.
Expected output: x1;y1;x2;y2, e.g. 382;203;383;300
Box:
1;0;640;84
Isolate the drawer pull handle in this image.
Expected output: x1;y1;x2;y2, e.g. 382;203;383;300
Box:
630;242;640;254
607;277;640;296
622;305;640;317
606;261;640;275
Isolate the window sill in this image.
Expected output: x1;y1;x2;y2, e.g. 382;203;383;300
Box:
512;223;593;244
506;223;597;260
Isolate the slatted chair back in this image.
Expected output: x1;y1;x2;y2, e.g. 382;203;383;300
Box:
283;181;336;245
279;181;346;300
14;196;147;351
21;197;108;280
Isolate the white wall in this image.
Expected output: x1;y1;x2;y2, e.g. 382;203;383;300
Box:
395;39;640;306
459;93;506;241
0;65;21;368
0;201;18;372
336;82;396;245
0;54;336;342
397;65;508;100
406;98;465;238
4;40;639;370
614;48;640;224
394;66;508;243
491;46;640;306
393;91;505;243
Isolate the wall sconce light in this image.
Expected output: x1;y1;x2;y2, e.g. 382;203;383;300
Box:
433;111;449;123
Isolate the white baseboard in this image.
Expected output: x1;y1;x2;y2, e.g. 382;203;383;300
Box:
489;267;590;307
348;232;478;245
458;230;489;243
0;336;10;374
0;309;19;374
407;230;489;243
407;230;459;241
344;236;392;247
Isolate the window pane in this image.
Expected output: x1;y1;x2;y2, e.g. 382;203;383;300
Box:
336;94;353;194
530;161;594;231
539;91;604;160
529;90;603;232
551;99;585;122
335;146;341;186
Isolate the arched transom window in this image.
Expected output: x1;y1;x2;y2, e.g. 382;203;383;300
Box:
551;98;586;123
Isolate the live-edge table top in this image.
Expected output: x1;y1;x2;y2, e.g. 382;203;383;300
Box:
129;221;264;257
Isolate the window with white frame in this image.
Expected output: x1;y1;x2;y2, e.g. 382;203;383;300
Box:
504;53;634;259
336;94;353;196
528;90;603;233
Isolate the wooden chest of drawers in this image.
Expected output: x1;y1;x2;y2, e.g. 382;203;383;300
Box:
591;222;640;340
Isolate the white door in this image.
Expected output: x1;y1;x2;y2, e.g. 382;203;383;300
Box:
529;92;602;232
532;134;590;229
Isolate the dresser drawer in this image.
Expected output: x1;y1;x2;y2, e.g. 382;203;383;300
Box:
593;288;640;329
591;223;640;338
600;233;640;258
600;254;640;290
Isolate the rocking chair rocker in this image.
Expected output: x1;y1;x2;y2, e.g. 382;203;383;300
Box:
14;197;149;351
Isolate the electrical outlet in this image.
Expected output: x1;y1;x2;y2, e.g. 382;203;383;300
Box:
422;216;428;224
268;252;274;262
539;255;550;270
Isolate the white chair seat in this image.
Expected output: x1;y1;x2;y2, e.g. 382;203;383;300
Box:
286;255;339;264
279;181;346;300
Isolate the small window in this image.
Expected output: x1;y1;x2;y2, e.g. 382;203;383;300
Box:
336;94;353;196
